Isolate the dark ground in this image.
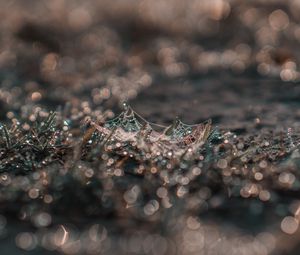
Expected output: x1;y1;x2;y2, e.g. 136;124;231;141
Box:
1;1;300;254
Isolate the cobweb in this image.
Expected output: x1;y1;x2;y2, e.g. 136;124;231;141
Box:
91;102;218;156
105;103;146;132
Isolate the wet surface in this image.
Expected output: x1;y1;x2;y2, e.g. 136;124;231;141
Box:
1;1;300;254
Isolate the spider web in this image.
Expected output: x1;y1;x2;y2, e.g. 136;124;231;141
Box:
102;103;213;146
164;118;193;140
105;108;143;132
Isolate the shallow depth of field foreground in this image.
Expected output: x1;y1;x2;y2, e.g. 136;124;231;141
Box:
2;1;300;254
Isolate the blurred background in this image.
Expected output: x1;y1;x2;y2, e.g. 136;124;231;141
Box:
1;0;300;254
1;0;300;129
